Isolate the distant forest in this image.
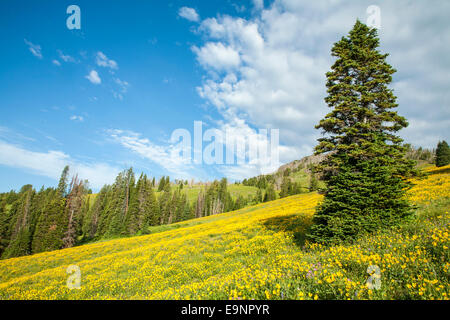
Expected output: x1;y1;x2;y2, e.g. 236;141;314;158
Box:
0;144;440;259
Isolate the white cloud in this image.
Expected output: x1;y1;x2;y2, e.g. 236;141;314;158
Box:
24;39;42;59
178;7;200;22
112;91;123;100
0;139;120;189
192;0;450;173
252;0;264;10
85;70;101;84
52;59;61;66
192;42;241;71
114;78;130;93
95;51;118;70
107;129;194;178
70;115;84;122
57;50;76;63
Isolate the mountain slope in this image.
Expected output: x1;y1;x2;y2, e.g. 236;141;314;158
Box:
0;165;448;300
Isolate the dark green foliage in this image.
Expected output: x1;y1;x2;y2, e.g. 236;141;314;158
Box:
82;185;109;241
242;174;273;188
57;165;70;197
263;184;277;202
279;177;292;198
309;166;319;192
32;195;66;254
157;176;165;192
307;21;415;245
435;140;450;167
2;186;35;258
254;188;263;204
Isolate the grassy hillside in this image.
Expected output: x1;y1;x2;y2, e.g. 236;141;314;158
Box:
84;184;259;207
0;165;448;300
159;184;259;203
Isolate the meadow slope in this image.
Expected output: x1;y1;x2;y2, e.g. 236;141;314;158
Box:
0;165;449;300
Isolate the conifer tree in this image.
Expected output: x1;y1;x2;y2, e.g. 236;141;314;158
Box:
279;177;292;198
32;193;66;253
158;182;172;224
307;20;415;244
57;165;70;197
309;166;319;192
0;198;11;256
157;176;166;192
254;188;263;204
2;185;35;258
263;184;277;202
140;180;160;232
82;185;110;240
435;140;450;167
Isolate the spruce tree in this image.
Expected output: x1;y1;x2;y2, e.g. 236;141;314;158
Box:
157;176;166;192
279;177;292;198
435;140;450;167
263;184;277;202
309;166;319;192
32;193;66;254
2;186;35;258
57;165;70;197
307;20;415;244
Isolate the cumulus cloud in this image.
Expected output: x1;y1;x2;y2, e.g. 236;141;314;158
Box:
95;51;118;70
192;0;450;172
24;39;42;59
192;42;241;71
52;60;61;66
85;70;101;84
0;139;120;189
178;7;200;22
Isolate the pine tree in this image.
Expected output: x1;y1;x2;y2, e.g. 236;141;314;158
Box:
2;186;35;258
435;140;450;167
263;184;277;202
279;177;293;198
254;188;263;204
57;165;70;197
158;182;172;224
32;193;66;254
307;20;415;244
0;197;14;257
157;176;166;192
140;179;160;231
106;168;135;237
309;165;319;192
82;185;110;240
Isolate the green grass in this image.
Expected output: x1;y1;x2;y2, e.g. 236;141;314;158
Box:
154;184;259;203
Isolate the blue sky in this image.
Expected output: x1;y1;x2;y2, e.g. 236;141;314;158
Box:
1;0;449;192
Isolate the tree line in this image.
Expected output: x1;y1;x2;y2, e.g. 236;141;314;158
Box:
0;167;253;259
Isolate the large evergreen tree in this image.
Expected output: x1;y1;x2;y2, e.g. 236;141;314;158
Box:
307;20;415;244
435;140;450;167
